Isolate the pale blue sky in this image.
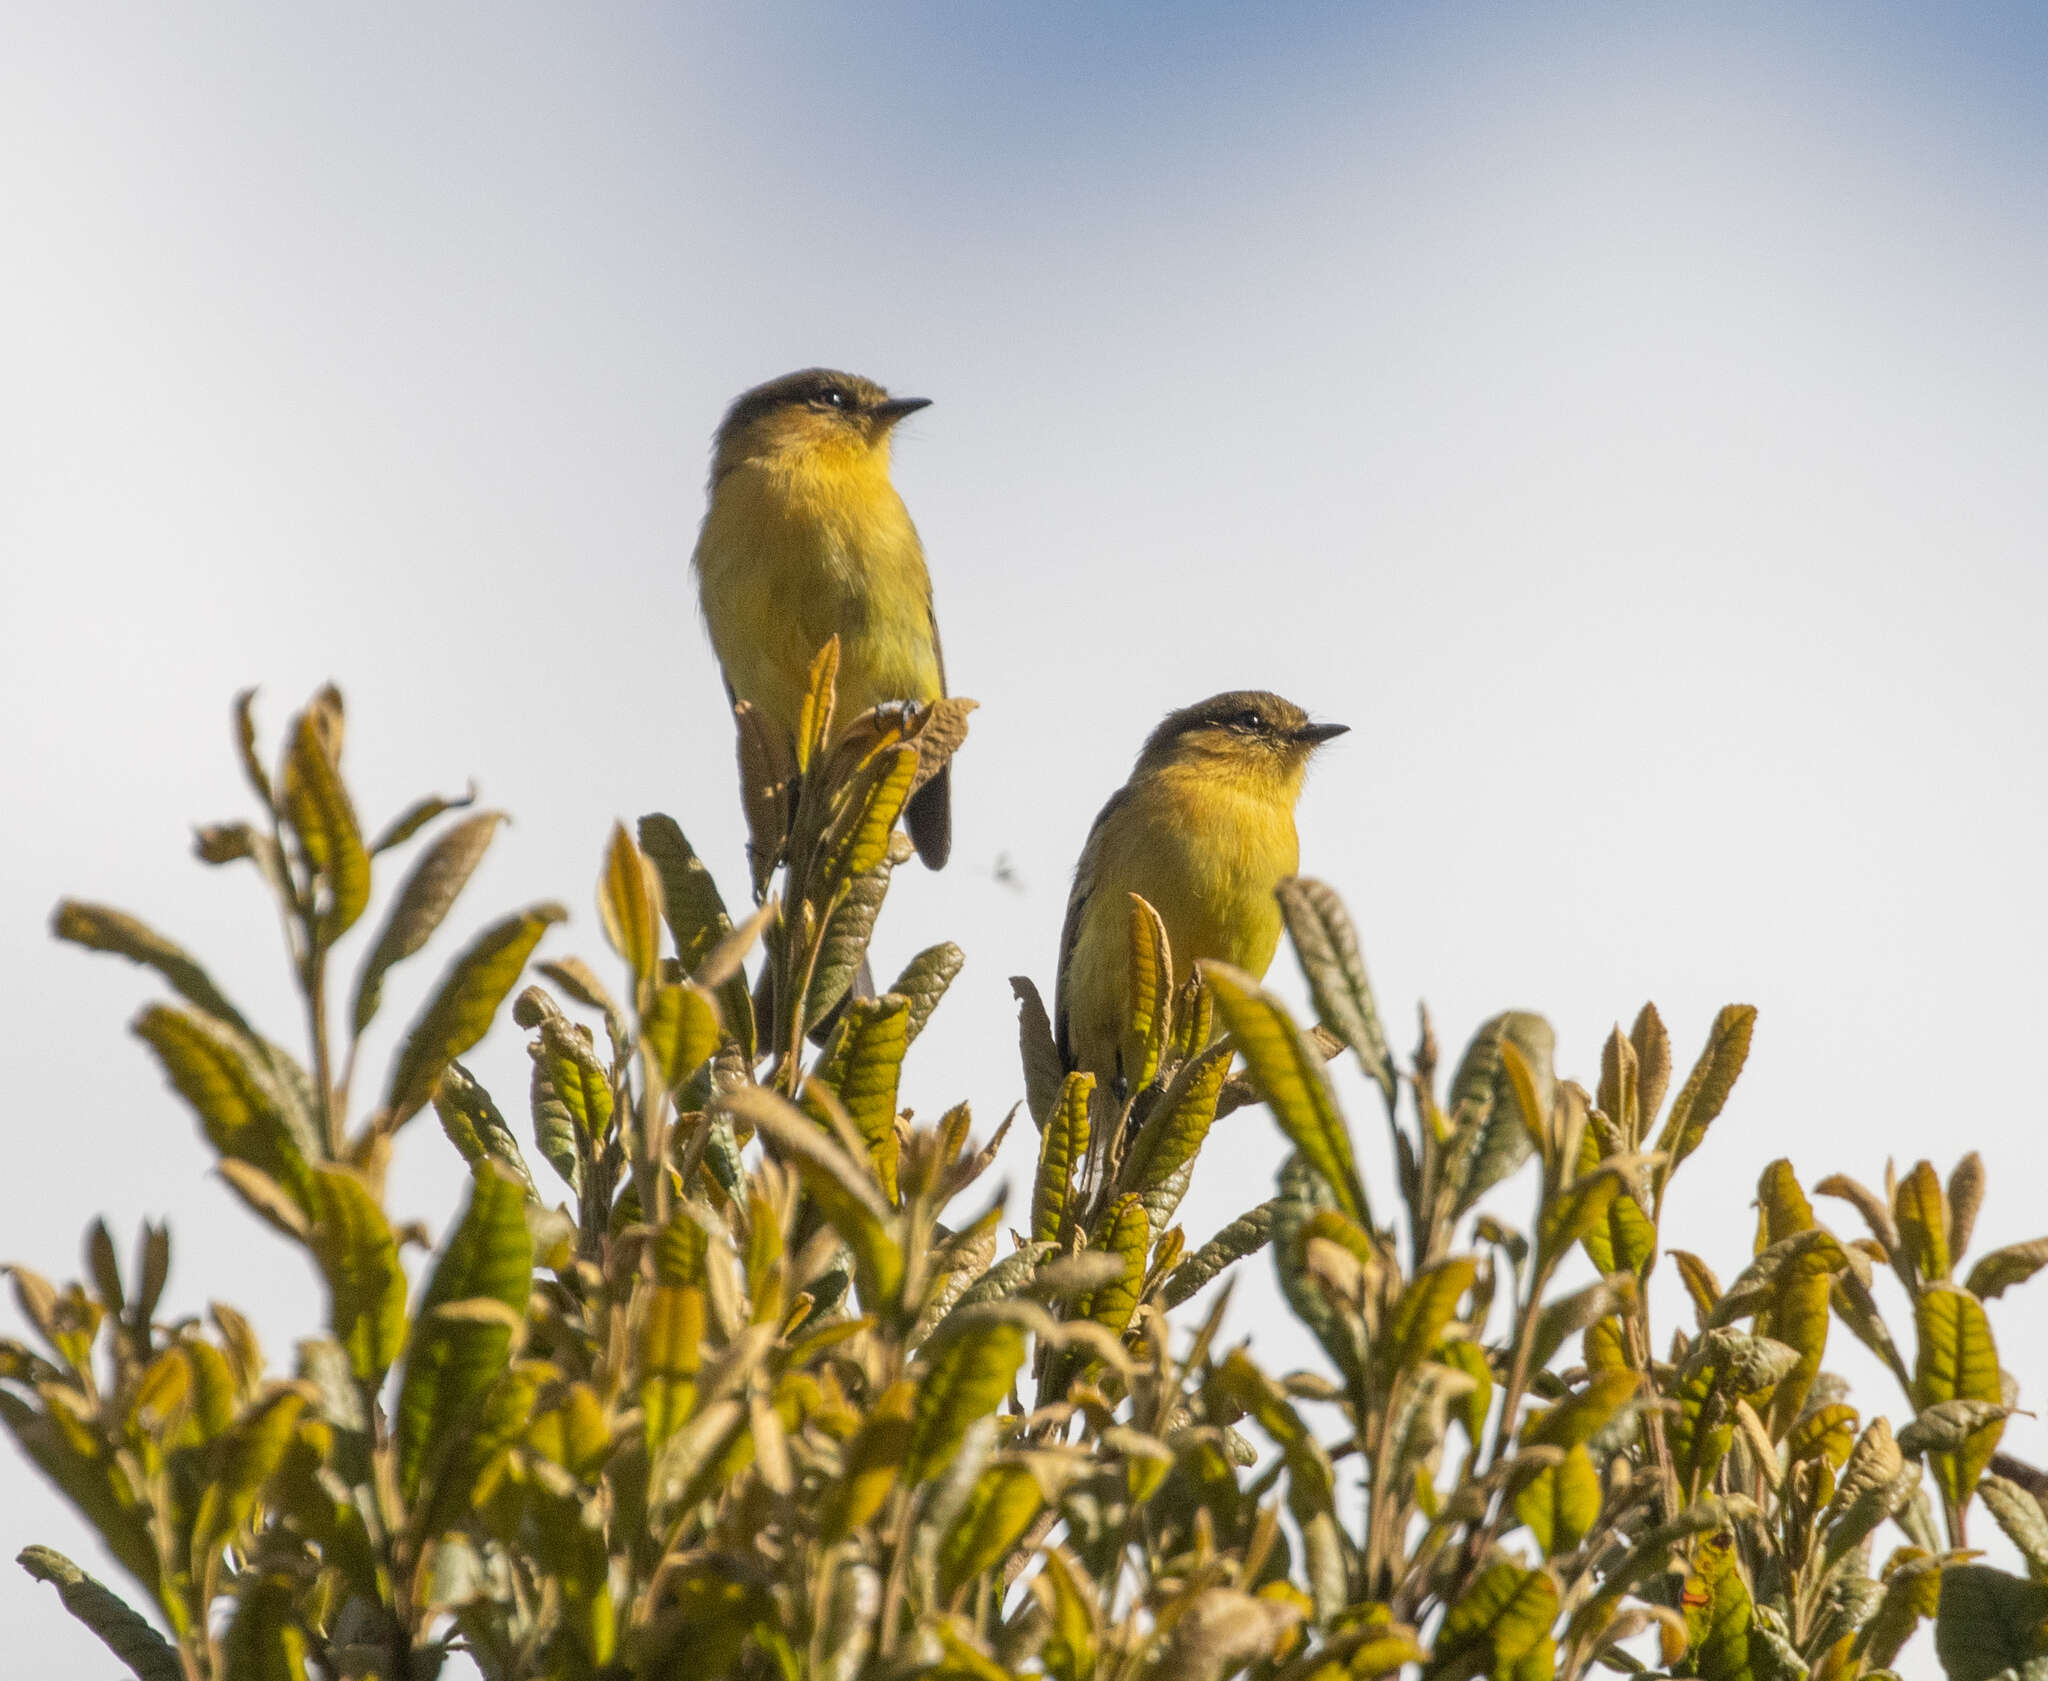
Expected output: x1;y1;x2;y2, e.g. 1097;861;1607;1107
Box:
4;5;2046;1671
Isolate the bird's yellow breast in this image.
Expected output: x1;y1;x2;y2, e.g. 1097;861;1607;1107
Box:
1062;759;1302;1091
693;443;942;737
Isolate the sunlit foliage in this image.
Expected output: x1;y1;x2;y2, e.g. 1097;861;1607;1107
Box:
8;670;2046;1680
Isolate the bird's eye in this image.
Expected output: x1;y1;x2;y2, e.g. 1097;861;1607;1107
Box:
814;388;849;410
1231;710;1264;732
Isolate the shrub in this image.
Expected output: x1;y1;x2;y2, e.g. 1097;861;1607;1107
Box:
7;669;2047;1680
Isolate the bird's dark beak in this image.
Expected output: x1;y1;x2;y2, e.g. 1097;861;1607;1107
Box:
1295;722;1350;745
873;396;932;425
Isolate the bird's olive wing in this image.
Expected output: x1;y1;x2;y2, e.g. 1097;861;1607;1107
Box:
1053;785;1130;1070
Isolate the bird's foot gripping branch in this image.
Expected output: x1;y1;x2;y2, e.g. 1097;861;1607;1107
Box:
9;679;2048;1681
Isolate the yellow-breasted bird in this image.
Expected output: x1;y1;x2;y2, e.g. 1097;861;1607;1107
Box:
692;368;953;866
1055;690;1347;1098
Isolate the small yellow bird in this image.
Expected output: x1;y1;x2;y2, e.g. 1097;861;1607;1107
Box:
1055;690;1348;1098
692;368;952;866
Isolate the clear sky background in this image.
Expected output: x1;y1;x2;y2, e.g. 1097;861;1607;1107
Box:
4;4;2045;1673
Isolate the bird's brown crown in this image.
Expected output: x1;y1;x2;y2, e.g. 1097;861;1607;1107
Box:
712;369;928;477
1136;689;1348;773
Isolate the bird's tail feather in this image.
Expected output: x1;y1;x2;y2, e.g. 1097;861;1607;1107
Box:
904;761;951;869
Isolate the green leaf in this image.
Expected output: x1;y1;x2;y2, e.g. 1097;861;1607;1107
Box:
732;1087;904;1312
1032;1072;1093;1246
1271;1153;1353;1369
638;814;731;971
1523;1369;1639;1450
1529;1276;1636;1375
1755;1157;1816;1243
394;1165;533;1502
232;688;275;809
807;995;911;1202
534;1017;613;1148
1786;1403;1859;1469
819;1380;913;1542
366;784;476;855
1537;1166;1622;1271
1979;1475;2048;1583
734;701;797;896
1687;1528;1755;1681
1934;1564;2048;1681
1852;1551;1950;1669
804;854;897;1030
1122;1043;1231;1234
1654;1004;1755;1187
431;1062;536;1194
307;1166;407;1387
1123;892;1173;1094
1;1395;162;1609
1381;1257;1477;1378
1760;1230;1846;1438
219;1573;312;1681
1276;875;1396;1108
1821;1418;1914;1574
905;1310;1030;1486
1630;1003;1673;1134
1899;1400;2011;1459
384;902;565;1127
936;1244;1056;1332
192;821;266;866
1964;1236;2048;1301
84;1220;122;1319
640;812;754;1044
1894;1159;1951;1285
1166;974;1215;1069
534;957;623;1031
1037;1546;1100;1681
1428;1562;1559;1681
1213;1348;1333;1522
640;982;723;1095
1447;1012;1555;1217
133;1005;313;1199
16;1544;183;1681
597;821;662;990
814;743;917;892
796;635;840;773
654;1205;709;1287
1083;1194;1149;1335
639;1283;706;1457
54;901;261;1046
937;1460;1045;1601
190;1385;310;1593
1013;975;1066;1132
1514;1443;1601;1557
889;942;964;1047
1605;1190;1657;1277
1668;1330;1799;1490
350;810;503;1035
1437;1337;1494;1446
1832;1266;1915;1396
1203;962;1370;1229
1913;1282;2006;1512
279;692;371;943
135;1223;170;1326
1950;1152;1987;1261
528;1054;581;1195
